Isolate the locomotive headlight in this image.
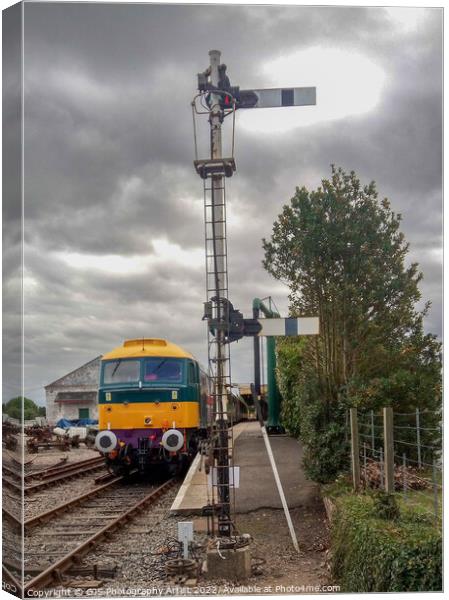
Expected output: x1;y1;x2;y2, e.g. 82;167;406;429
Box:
95;430;118;453
161;429;184;452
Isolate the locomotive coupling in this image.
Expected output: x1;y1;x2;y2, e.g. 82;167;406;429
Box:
95;430;118;453
161;429;184;452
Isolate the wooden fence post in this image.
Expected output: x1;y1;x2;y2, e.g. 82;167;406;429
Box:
350;408;360;491
383;406;394;493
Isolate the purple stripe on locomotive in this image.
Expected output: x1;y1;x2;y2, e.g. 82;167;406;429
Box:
112;428;164;448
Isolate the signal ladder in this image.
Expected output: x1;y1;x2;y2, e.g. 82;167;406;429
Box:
201;167;236;537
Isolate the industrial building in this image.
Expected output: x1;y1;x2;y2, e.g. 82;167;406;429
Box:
45;356;101;424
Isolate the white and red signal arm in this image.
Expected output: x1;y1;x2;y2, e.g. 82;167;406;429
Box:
238;87;316;109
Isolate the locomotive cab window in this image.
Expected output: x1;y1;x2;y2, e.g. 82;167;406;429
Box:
103;359;140;384
143;358;183;383
188;362;197;384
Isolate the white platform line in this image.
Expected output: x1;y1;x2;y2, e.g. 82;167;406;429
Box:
170;452;202;512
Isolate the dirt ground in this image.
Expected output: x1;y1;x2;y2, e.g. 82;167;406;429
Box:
223;502;335;593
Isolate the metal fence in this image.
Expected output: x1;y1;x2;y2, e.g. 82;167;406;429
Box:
349;407;442;523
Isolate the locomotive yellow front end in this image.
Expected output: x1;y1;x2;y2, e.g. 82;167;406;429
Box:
95;338;212;476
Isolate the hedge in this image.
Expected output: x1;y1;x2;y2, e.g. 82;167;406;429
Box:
330;492;442;592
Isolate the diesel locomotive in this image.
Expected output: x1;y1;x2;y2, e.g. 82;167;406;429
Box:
94;337;215;476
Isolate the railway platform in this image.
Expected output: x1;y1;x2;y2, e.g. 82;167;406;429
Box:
170;420;320;514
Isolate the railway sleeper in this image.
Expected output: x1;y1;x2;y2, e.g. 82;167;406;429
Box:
65;579;104;589
66;563;117;578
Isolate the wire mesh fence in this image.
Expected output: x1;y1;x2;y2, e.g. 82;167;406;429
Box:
349;407;442;523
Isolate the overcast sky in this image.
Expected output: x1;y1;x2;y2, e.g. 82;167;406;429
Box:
3;3;442;406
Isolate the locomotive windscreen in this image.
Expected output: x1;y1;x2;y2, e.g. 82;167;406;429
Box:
103;359;140;383
143;358;183;383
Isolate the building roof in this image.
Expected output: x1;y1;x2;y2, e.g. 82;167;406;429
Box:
45;356;102;389
102;339;194;360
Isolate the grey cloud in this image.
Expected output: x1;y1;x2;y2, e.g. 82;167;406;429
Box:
2;4;441;405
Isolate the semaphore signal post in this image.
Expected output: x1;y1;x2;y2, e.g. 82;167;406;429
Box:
192;50;318;541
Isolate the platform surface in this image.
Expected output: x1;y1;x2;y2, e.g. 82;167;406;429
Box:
234;421;320;512
170;421;320;514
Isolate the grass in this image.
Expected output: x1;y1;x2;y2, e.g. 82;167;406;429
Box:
397;487;442;524
325;477;442;592
323;472;442;526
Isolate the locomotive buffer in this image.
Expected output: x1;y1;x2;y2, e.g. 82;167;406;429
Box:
192;50;316;540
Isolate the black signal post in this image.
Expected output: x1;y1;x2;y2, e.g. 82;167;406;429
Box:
192;51;317;539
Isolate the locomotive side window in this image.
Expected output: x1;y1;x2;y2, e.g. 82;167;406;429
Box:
188;362;197;384
103;359;140;384
143;358;183;383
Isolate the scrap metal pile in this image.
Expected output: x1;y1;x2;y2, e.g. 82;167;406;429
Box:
3;421;19;451
25;425;97;453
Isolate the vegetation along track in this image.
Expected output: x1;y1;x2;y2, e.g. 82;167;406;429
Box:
2;456;106;495
5;477;177;595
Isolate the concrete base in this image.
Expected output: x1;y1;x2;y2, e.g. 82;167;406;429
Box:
204;545;251;581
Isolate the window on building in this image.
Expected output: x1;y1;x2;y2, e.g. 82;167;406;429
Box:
79;408;90;420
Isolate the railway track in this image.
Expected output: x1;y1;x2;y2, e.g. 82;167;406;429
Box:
2;564;22;598
3;473;124;530
2;455;106;494
4;477;177;595
26;456;104;481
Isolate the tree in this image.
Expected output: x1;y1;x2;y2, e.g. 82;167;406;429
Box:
264;166;441;481
4;396;41;420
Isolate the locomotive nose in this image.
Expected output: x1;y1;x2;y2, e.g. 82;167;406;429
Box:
95;430;118;453
161;429;184;452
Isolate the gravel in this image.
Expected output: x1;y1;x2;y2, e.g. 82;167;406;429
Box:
24;446;100;472
2;487;21;518
41;488;333;596
24;467;109;519
24;480;164;578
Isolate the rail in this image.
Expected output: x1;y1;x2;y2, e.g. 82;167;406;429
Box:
2;456;106;495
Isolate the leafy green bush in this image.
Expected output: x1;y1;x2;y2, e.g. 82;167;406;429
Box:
331;494;442;592
276;337;304;438
276;343;350;482
298;385;349;482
